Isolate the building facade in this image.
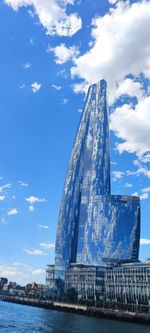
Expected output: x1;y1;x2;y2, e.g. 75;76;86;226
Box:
65;264;107;300
105;261;150;305
55;80;140;287
45;265;55;295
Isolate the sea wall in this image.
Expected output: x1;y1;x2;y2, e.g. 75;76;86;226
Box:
1;295;150;325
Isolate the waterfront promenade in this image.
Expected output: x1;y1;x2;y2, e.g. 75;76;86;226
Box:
1;295;150;325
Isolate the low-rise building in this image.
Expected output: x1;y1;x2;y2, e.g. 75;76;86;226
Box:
105;261;150;305
65;264;107;300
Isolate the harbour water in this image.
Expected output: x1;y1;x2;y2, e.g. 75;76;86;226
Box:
0;301;150;333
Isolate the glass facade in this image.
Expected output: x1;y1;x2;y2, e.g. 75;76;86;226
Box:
55;80;140;283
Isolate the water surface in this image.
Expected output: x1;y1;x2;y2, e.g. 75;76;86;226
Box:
0;301;149;333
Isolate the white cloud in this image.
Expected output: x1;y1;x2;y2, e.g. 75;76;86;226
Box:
48;43;79;64
26;195;46;212
29;205;34;212
0;264;26;278
110;96;150;157
132;188;149;200
140;193;149;201
141;187;150;193
0;183;11;193
126;164;150;179
109;0;118;4
38;224;49;229
0;195;5;201
112;170;124;180
73;81;88;94
25;196;46;204
140;154;150;164
132;192;138;197
71;1;150;93
39;242;55;249
140;238;150;245
5;0;82;37
0;263;45;284
8;208;18;216
52;84;62;91
31;82;41;93
23;249;47;256
23;62;31;69
111;78;143;104
68;1;150;159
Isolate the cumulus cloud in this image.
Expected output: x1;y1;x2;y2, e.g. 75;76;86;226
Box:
48;43;79;64
23;248;47;256
5;0;82;37
31;82;41;93
111;78;143;104
8;208;18;216
68;1;150;159
140;238;150;245
71;1;150;89
110;96;150;157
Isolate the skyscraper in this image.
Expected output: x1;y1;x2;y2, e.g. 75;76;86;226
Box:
55;80;140;284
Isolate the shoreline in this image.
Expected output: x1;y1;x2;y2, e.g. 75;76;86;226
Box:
1;296;150;325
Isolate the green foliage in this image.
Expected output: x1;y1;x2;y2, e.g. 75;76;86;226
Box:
66;288;78;303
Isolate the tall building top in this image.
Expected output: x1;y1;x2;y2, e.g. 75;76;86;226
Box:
55;79;140;287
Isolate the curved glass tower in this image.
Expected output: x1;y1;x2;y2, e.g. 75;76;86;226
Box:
55;80;140;285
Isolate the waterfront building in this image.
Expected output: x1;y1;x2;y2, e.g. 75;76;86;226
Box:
105;261;150;305
65;264;107;300
55;79;140;286
45;265;55;296
0;277;8;289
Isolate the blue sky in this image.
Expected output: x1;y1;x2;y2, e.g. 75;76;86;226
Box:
0;0;150;284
